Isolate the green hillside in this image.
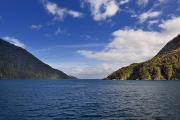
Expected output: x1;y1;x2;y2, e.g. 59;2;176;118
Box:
106;34;180;80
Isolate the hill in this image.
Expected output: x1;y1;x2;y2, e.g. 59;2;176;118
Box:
105;34;180;80
0;39;75;80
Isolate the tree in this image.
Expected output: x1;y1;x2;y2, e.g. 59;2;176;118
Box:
166;65;173;80
153;67;162;80
139;67;151;80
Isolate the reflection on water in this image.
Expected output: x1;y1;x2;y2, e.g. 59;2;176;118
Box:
0;80;180;120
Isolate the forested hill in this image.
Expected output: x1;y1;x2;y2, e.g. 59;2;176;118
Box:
0;39;75;80
105;34;180;80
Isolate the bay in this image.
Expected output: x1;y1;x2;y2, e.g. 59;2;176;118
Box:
0;80;180;120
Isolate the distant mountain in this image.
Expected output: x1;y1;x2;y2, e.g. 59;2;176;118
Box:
0;39;76;80
105;34;180;80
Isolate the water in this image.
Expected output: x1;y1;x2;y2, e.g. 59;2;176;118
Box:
0;80;180;120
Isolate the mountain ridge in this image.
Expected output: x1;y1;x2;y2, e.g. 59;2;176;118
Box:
0;39;76;80
105;34;180;80
157;34;180;55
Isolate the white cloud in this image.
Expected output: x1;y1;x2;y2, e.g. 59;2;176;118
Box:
120;0;130;5
78;17;180;67
152;0;172;10
54;27;66;35
31;24;42;30
148;20;159;25
158;0;169;4
159;17;180;33
137;0;149;6
35;43;105;53
50;62;120;79
147;20;160;29
42;0;83;20
3;36;26;48
139;11;161;23
68;63;118;79
83;0;119;21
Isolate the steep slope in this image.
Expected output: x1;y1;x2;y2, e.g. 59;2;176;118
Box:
0;39;75;80
157;34;180;55
106;34;180;80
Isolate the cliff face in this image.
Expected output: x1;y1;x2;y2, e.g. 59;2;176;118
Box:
106;34;180;80
0;39;75;80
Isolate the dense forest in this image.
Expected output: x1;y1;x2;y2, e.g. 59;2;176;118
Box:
106;34;180;80
0;39;75;80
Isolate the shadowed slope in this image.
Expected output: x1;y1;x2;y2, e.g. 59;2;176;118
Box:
0;39;75;80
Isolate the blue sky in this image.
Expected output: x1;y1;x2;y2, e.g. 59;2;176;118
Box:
0;0;180;78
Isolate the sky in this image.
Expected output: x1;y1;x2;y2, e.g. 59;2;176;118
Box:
0;0;180;79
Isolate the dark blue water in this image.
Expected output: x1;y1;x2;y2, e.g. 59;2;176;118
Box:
0;80;180;120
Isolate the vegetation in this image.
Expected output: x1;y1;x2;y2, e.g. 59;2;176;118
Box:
106;34;180;80
0;39;75;80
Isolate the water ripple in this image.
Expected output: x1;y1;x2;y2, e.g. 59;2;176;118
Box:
0;80;180;120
